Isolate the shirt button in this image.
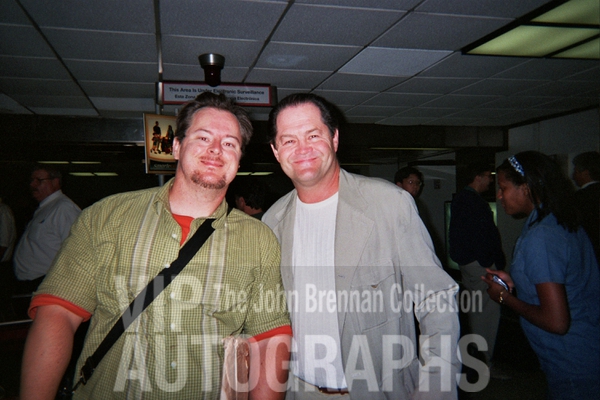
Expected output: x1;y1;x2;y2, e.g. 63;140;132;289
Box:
171;361;177;369
170;323;176;331
164;263;170;269
171;233;177;239
170;292;176;299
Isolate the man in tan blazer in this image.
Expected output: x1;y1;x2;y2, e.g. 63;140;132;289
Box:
263;93;460;399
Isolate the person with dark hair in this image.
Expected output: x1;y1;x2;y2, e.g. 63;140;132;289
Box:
572;151;600;262
21;92;291;399
263;93;460;399
13;165;81;293
233;177;268;220
449;161;506;376
485;151;600;400
394;166;424;199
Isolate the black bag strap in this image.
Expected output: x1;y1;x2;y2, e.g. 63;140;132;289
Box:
72;215;219;392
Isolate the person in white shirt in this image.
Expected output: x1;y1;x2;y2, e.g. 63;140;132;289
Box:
13;165;81;293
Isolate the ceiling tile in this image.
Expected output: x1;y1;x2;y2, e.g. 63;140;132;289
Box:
477;96;559;109
494;59;600;80
453;78;549;96
379;116;437;125
12;94;92;108
341;47;452;76
246;68;331;89
364;92;440;107
346;105;409;117
395;107;463;118
296;0;421;10
272;4;404;45
91;97;155;111
0;93;32;113
29;107;98;116
0;78;82;96
311;90;378;106
0;0;31;24
20;0;155;33
80;81;155;98
373;12;511;50
257;42;360;71
163;64;248;83
421;53;528;78
65;60;158;82
0;56;71;80
517;81;600;97
161;0;287;40
43;29;157;62
0;25;54;57
161;36;262;67
388;77;479;94
318;73;408;92
421;94;500;108
416;0;551;18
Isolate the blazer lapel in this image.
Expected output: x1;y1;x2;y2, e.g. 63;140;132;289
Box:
334;170;375;330
272;194;297;291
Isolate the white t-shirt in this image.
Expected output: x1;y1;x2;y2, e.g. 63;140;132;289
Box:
291;192;347;389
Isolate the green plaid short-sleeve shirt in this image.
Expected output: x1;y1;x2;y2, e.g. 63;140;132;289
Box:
37;180;290;399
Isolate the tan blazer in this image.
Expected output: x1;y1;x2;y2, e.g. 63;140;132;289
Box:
263;169;460;400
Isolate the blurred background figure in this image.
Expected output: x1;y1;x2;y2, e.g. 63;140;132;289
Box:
231;176;269;220
449;161;506;378
12;165;81;294
572;151;600;263
0;194;16;320
487;151;599;400
0;194;16;267
394;166;424;199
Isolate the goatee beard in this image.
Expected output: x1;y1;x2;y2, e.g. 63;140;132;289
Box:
191;172;227;190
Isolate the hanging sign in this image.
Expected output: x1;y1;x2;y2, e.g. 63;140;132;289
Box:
158;81;276;107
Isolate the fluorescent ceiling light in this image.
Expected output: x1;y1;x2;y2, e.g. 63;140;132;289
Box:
553;37;600;58
250;172;273;176
70;172;95;177
370;147;451;151
69;172;118;177
38;160;102;165
463;0;600;60
236;172;274;176
94;172;118;176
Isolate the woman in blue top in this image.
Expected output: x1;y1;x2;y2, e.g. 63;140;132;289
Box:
484;151;599;400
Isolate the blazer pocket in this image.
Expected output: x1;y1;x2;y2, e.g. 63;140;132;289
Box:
349;263;401;332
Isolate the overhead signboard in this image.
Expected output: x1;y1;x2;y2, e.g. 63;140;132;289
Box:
157;81;276;107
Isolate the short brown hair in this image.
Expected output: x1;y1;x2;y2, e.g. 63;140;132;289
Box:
175;92;253;152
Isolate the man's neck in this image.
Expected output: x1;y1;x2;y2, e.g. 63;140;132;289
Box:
168;176;226;218
296;165;341;204
467;181;482;194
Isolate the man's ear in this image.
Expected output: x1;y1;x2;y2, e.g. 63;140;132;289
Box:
173;137;181;160
332;129;339;152
270;143;280;163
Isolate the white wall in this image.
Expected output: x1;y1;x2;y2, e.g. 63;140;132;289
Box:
496;108;600;267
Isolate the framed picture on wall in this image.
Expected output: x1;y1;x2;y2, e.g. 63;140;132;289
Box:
144;114;177;174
